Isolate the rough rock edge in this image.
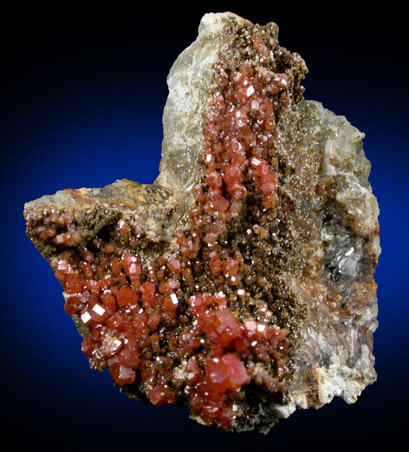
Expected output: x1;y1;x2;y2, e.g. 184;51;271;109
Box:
273;100;379;422
24;180;177;261
156;12;251;226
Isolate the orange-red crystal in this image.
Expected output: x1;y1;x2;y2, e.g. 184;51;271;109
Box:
30;23;296;431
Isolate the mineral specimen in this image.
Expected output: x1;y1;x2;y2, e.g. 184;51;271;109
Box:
23;12;380;433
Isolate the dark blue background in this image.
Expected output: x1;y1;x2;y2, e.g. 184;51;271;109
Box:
2;5;407;450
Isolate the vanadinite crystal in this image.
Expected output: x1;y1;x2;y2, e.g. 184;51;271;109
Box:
24;12;380;433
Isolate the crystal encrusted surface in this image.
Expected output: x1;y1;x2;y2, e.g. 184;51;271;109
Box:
23;12;380;433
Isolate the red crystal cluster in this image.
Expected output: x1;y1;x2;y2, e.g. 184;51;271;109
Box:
52;241;288;429
193;28;298;257
26;22;305;430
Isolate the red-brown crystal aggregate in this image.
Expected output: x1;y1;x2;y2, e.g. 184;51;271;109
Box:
25;22;305;430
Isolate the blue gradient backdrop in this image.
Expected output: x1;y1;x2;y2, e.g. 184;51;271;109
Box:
2;6;407;450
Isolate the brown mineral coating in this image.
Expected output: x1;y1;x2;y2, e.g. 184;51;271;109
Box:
25;180;178;260
24;12;379;433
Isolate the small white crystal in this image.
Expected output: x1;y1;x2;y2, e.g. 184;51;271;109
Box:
170;293;179;305
92;304;106;316
246;85;255;97
81;312;91;324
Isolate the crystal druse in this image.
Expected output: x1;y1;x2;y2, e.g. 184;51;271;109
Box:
24;12;380;433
